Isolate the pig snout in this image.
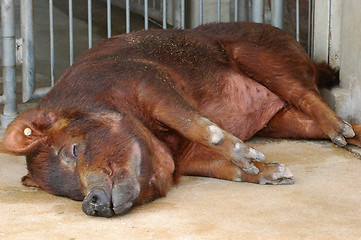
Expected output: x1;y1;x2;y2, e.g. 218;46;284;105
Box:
111;176;140;215
82;188;114;217
81;171;140;217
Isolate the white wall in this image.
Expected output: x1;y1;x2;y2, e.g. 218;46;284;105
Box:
314;0;361;123
339;0;361;123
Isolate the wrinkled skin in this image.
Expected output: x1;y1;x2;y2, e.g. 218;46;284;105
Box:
1;22;361;217
3;109;174;217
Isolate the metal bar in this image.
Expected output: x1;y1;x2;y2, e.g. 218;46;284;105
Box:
33;87;52;98
88;0;92;48
234;0;238;22
296;0;300;41
308;0;313;55
199;0;203;25
144;0;149;30
19;0;52;105
181;0;185;29
252;0;264;23
239;0;249;21
126;0;130;33
217;0;221;22
1;0;17;127
49;0;55;86
163;0;167;29
21;0;35;103
271;0;284;29
69;0;74;65
107;0;111;38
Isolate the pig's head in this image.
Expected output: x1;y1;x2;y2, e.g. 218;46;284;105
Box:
0;108;174;217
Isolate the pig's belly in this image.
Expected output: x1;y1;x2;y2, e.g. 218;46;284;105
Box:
201;71;286;141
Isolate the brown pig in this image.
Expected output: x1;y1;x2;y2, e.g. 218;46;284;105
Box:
1;22;360;217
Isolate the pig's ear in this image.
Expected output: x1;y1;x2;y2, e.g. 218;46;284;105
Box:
149;135;175;196
0;109;56;155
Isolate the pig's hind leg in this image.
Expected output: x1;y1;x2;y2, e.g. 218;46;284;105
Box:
177;143;294;185
257;106;328;139
258;106;361;148
224;42;355;147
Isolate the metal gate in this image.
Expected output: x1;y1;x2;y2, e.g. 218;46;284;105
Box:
0;0;312;128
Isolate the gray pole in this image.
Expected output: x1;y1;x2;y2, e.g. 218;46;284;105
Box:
1;0;17;128
21;0;35;103
252;0;264;23
271;0;284;29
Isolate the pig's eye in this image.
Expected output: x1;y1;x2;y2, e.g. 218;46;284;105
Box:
71;143;85;158
59;142;85;171
59;142;85;162
72;144;78;158
59;144;79;171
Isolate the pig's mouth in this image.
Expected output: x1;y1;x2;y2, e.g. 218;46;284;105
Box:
81;175;140;217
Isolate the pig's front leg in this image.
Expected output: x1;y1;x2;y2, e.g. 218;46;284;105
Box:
144;91;265;175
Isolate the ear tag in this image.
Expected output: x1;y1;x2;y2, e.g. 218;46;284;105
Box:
24;128;32;136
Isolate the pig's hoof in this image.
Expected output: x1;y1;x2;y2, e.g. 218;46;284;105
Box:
258;162;294;185
330;120;355;147
231;144;266;175
234;162;294;185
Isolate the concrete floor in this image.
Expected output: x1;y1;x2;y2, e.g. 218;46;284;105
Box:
1;1;361;239
1;137;361;240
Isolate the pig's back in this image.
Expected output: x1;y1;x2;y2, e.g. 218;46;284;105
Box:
38;28;285;137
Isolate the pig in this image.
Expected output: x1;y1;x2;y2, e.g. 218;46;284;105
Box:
1;22;360;217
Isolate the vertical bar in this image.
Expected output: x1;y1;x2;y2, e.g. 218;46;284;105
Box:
88;0;92;48
107;0;111;38
296;0;300;41
180;0;185;29
199;0;203;25
69;0;74;65
49;0;55;86
144;0;149;29
308;0;313;55
126;0;130;33
21;0;35;103
163;0;167;29
234;0;238;22
1;0;17;127
173;0;180;28
217;0;221;23
252;0;264;23
271;0;284;29
239;0;249;21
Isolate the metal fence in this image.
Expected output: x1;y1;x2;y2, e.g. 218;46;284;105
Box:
0;0;312;128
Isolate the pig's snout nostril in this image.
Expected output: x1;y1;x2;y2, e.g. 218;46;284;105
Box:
81;189;114;218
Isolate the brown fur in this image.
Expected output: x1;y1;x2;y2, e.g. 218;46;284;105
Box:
1;22;360;217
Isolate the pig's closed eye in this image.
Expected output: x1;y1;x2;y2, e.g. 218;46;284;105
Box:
60;144;79;171
59;142;85;171
72;144;79;158
60;144;80;160
69;142;85;159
